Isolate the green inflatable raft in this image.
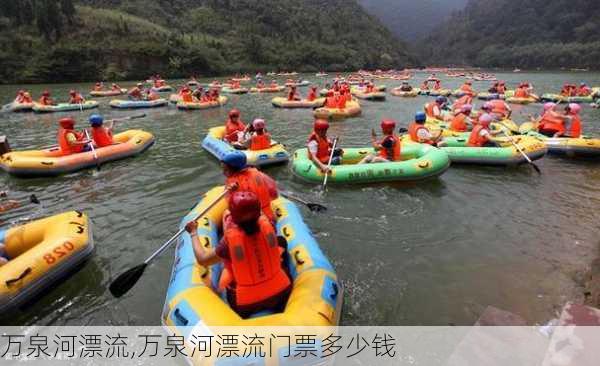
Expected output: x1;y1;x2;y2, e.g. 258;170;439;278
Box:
291;144;450;184
437;134;547;165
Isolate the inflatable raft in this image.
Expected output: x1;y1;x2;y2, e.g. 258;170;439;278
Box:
2;102;34;112
89;89;127;97
176;96;228;110
351;89;386;101
272;97;325;109
221;87;249;95
523;130;600;158
0;211;93;312
436;134;547;165
201;126;289;167
313;100;362;120
477;92;504;101
249;86;285;93
151;85;174;93
391;88;419;97
506;96;538;105
0;130;155;177
32;101;99;113
452;89;478;98
162;186;342;334
285;80;310;87
540;93;595;104
428;89;452;97
109;99;168;109
291;144;450;184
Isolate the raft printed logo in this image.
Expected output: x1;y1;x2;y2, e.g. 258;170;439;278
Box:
42;241;76;265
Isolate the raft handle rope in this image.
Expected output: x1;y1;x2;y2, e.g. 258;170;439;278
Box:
173;308;189;326
294;251;305;265
6;267;32;287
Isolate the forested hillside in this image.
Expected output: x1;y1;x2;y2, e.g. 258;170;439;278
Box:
358;0;468;41
0;0;417;83
421;0;600;69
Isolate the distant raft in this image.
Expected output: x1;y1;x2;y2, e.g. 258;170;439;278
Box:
540;93;596;104
505;96;538;105
285;80;311;87
176;96;228;110
0;211;93;312
427;89;452;97
32;101;99;113
313;100;361;120
109;99;168;109
350;88;386;101
432;133;547;165
524;130;600;158
272;97;325;109
89;89;127;97
0;130;155;177
2;102;34;112
291;143;450;184
390;88;419;97
201;126;289;167
221;87;249;95
151;85;174;93
249;86;285;93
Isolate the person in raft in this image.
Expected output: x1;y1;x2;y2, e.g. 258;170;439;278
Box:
240;119;272;151
466;114;501;147
306;86;318;101
577;83;592;96
409;111;442;145
533;102;572;137
38;90;54;106
557;103;582;138
449;104;474;132
14;90;32;104
307;119;343;173
224;109;247;143
111;83;122;91
68;90;85;104
220;151;278;223
93;82;104;91
425;96;448;122
128;83;144;100
359;119;401;164
287;86;301;101
399;82;413;92
57;117;91;156
89;114;114;148
184;190;291;319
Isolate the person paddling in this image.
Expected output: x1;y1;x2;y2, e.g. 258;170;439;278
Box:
68;90;85;104
128;83;144;100
467;114;500;147
224;109;247;143
409;111;442;145
184;190;291;319
57;117;91;156
89;114;114;148
38;90;54;106
424;96;447;122
307;119;343;173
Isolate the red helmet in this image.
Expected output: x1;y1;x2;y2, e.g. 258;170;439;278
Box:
69;90;76;95
229;109;240;118
42;90;50;96
479;114;493;127
314;119;329;131
380;119;396;133
252;119;265;130
229;191;261;224
59;117;75;129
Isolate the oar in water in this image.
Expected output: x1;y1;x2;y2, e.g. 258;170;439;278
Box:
84;130;101;172
321;137;339;192
280;192;327;212
501;130;541;174
109;185;236;298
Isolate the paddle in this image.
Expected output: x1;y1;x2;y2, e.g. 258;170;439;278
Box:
280;192;327;212
84;130;101;172
109;185;236;298
107;113;146;124
501;130;541;174
321;137;339;192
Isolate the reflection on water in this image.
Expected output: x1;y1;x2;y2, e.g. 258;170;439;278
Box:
1;72;599;326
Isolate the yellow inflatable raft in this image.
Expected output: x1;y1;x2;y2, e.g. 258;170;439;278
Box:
314;100;362;120
0;130;155;177
0;211;93;312
176;96;228;110
391;88;419;97
506;96;538;105
201;126;290;166
250;86;285;93
271;97;325;108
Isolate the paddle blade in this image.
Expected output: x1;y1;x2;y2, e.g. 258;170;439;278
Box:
130;113;146;119
532;163;542;175
307;203;327;212
29;194;40;204
109;263;147;298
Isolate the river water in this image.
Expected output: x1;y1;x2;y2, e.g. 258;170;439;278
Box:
1;72;599;326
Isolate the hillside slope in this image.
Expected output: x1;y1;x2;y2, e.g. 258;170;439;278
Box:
421;0;600;69
0;0;417;83
359;0;468;41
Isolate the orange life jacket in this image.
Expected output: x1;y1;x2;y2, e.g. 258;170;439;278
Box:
182;91;193;103
307;90;317;101
22;95;32;103
460;84;473;93
538;112;565;135
408;122;431;144
337;95;347;109
129;88;142;98
568;115;581;138
91;126;113;148
69;94;84;104
425;102;439;119
434;81;441;90
450;113;468;132
578;87;591;96
57;128;85;156
249;132;271;151
38;96;52;105
378;135;401;161
421;82;429;90
225;120;246;142
223;215;291;307
514;87;528;98
453;95;472;110
225;168;277;222
325;97;337;108
490;100;509;118
467;125;490;147
307;132;331;163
